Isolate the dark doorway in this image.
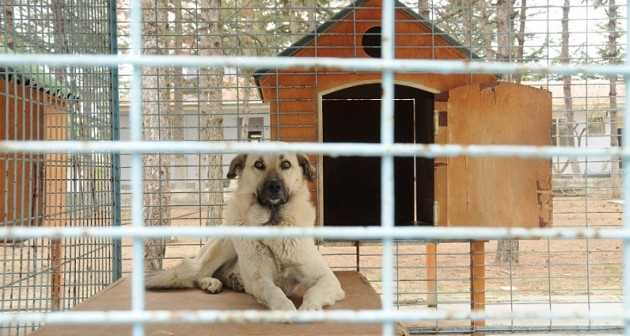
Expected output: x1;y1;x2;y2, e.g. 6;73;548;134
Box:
322;84;434;226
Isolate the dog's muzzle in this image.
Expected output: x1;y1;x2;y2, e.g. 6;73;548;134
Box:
257;178;289;208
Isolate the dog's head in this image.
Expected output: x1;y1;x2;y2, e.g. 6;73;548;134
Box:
227;154;315;208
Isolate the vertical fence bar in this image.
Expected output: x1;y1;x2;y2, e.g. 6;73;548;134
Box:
380;1;395;336
129;1;145;336
624;2;630;336
109;0;122;282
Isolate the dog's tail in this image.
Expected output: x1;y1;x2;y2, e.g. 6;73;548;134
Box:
145;238;236;289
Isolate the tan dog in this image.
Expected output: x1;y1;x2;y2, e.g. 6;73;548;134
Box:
145;154;345;311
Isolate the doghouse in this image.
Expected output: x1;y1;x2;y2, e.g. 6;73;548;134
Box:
0;67;69;233
254;0;552;230
254;1;552;326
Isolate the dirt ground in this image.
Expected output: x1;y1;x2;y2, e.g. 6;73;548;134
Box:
117;196;624;331
0;196;623;334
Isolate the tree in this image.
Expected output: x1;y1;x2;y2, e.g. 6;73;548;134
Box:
494;0;520;264
496;0;514;61
433;1;479;56
479;0;495;60
171;0;185;143
558;0;582;175
198;0;225;227
418;0;431;18
595;0;622;198
143;0;172;271
52;1;68;80
1;0;15;49
514;0;526;84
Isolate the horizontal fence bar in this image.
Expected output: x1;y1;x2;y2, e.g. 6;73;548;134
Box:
0;226;627;240
0;309;626;325
0;141;623;158
1;54;630;76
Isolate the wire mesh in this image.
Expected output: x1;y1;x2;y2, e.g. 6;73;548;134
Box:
113;0;626;334
0;0;628;335
0;1;117;335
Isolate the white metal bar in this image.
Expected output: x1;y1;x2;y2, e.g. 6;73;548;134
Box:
129;0;145;335
0;141;621;158
0;309;627;325
1;54;630;76
380;1;395;336
5;1;626;332
0;226;625;240
623;2;630;336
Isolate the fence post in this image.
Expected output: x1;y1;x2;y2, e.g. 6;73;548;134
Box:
109;0;122;282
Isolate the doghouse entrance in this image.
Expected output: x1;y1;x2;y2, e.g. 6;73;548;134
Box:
322;84;434;226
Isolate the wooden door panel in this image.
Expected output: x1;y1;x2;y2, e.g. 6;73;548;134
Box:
445;82;552;228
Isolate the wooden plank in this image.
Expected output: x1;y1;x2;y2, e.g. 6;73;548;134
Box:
434;100;448;226
470;241;486;331
32;271;408;336
426;243;438;308
446;82;552;228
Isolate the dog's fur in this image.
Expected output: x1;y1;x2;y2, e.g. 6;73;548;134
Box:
145;154;345;311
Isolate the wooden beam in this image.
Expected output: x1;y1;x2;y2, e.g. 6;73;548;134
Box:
470;241;486;332
426;242;437;308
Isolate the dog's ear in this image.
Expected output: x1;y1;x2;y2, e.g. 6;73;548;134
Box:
297;154;316;182
227;154;247;179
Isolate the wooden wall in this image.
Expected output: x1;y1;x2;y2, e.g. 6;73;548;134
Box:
0;80;67;232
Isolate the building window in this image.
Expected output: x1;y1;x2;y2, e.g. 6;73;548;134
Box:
238;116;264;141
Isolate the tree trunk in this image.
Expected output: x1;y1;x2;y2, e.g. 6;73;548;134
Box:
2;0;15;49
479;0;495;60
172;0;186;169
143;0;172;271
461;0;473;49
495;0;519;265
607;0;621;198
559;0;581;175
418;0;431;18
198;0;224;227
496;0;514;75
51;1;68;80
515;0;526;84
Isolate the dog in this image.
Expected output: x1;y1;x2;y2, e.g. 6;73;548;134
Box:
145;154;345;311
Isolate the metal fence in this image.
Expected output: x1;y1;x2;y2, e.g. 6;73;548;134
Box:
1;0;630;336
0;1;117;335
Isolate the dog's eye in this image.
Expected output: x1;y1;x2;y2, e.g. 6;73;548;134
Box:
280;160;291;170
254;160;265;170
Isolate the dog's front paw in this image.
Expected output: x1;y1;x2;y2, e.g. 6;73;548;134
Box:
195;277;223;294
270;298;297;312
298;301;323;311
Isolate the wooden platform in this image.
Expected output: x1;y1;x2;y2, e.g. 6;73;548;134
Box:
32;271;407;336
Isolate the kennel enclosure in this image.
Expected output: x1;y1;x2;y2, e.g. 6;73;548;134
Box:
1;1;118;335
0;0;627;335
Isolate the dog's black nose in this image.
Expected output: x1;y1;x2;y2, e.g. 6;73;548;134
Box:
267;180;282;193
